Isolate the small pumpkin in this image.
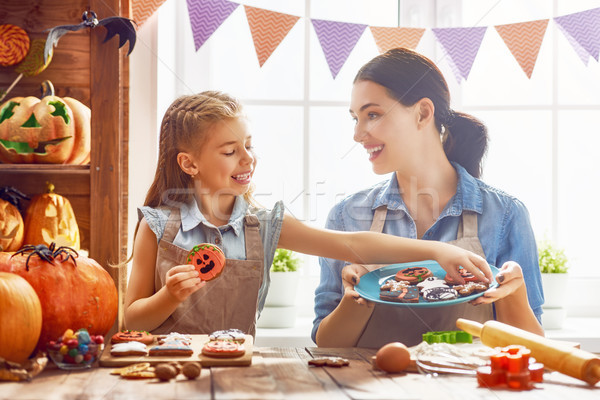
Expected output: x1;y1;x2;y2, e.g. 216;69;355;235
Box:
0;272;43;364
23;182;80;250
0;81;90;164
0;243;118;351
0;187;29;252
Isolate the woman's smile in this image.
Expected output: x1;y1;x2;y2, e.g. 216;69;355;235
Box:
365;144;384;161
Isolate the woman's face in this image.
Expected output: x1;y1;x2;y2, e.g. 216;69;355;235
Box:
350;80;419;174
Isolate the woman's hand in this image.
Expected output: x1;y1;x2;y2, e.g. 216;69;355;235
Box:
341;263;375;308
434;242;493;284
470;261;524;305
165;265;205;302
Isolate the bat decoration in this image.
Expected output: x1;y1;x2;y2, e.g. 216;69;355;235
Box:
44;10;137;63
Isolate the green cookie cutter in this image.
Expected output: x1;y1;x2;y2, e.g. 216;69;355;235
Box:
422;330;472;344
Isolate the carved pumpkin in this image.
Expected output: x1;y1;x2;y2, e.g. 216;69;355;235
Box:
0;272;42;364
23;182;80;250
0;244;118;351
0;81;90;164
0;187;29;252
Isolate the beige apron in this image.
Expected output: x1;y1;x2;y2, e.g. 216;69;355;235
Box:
356;206;493;348
152;208;265;337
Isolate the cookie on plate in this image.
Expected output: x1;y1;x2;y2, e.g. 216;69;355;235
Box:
444;267;479;284
416;277;449;293
453;281;489;297
380;279;410;292
394;266;433;284
110;341;149;357
201;340;245;358
422;287;458;302
380;285;419;303
111;330;154;345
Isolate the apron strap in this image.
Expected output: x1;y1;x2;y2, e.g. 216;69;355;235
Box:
243;215;262;260
163;207;181;242
370;206;388;232
457;211;478;239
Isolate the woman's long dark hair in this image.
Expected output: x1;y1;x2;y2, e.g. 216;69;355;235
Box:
354;48;488;178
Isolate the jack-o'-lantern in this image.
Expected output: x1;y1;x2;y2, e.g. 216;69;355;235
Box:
0;81;90;164
23;182;80;250
0;187;29;252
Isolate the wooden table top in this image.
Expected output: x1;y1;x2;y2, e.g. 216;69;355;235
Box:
2;346;599;400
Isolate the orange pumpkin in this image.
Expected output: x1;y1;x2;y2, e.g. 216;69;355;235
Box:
0;244;118;351
0;83;90;164
0;201;24;252
0;272;42;364
23;182;80;250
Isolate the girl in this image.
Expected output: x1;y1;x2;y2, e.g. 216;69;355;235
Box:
124;91;491;337
313;48;544;348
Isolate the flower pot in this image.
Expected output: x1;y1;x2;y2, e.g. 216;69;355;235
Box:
257;305;297;329
541;273;568;308
264;271;299;307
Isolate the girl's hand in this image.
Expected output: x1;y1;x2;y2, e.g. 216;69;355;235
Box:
341;264;375;308
470;261;524;305
165;265;205;302
435;242;493;284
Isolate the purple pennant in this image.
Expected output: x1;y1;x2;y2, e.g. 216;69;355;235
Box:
432;27;487;83
312;19;367;79
187;0;239;51
555;7;600;65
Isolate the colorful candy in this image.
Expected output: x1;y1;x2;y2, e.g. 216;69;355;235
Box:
0;24;30;67
46;328;103;368
476;344;544;390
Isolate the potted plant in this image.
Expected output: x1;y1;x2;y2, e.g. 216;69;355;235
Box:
538;240;569;329
257;249;302;328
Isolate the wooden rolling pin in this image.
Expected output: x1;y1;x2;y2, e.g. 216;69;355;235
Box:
456;318;600;386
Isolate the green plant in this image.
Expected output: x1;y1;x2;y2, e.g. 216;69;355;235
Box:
538;240;569;274
271;249;301;272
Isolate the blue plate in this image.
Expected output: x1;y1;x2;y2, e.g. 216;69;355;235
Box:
354;260;499;308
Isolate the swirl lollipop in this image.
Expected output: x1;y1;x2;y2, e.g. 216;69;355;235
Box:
0;24;30;67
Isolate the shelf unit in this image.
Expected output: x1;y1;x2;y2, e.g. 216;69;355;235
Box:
0;0;130;328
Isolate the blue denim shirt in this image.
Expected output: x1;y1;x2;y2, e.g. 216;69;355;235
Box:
139;196;284;314
312;163;544;343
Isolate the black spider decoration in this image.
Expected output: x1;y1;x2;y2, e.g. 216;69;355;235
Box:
0;186;30;212
12;242;79;271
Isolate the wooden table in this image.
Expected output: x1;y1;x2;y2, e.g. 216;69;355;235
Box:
2;347;599;400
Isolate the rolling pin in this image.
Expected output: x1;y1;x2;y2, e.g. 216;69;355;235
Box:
456;318;600;386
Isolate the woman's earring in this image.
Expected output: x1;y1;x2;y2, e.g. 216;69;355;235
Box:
190;172;197;179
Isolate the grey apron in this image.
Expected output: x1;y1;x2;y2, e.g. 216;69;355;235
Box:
356;206;493;348
152;208;265;337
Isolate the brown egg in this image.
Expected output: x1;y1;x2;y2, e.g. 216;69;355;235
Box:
375;342;411;373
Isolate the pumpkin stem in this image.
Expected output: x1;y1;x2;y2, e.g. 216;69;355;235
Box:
45;181;55;194
40;80;55;98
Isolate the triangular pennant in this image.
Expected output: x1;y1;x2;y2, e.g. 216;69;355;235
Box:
244;6;300;67
369;26;425;53
187;0;239;51
554;7;600;65
311;19;367;79
495;19;548;79
432;27;487;83
133;0;168;27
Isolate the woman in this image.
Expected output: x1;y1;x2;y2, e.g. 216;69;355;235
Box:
312;48;544;348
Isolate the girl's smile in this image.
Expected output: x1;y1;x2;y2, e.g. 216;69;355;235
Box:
365;144;384;161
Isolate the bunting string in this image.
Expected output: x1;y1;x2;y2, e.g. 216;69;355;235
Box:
133;0;600;82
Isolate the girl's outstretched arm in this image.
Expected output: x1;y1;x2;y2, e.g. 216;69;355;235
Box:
277;214;492;283
124;219;204;331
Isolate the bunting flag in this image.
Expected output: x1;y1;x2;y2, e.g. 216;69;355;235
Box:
432;27;487;83
133;0;168;27
311;19;367;79
244;6;300;67
554;7;600;65
369;26;425;54
495;19;548;79
187;0;239;51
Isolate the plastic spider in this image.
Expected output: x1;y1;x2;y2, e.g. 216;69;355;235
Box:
0;186;30;211
12;242;79;271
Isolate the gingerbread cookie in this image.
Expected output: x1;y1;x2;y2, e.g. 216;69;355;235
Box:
453;281;489;297
110;341;149;357
308;357;350;367
380;279;410;291
201;340;245;358
445;267;479;284
209;329;246;343
380;285;419;303
111;330;154;345
394;266;433;284
422;287;458;302
149;335;193;357
187;243;226;281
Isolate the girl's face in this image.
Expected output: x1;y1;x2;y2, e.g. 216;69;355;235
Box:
350;80;419;174
193;117;256;197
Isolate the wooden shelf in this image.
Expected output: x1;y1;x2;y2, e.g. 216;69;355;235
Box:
0;164;90;172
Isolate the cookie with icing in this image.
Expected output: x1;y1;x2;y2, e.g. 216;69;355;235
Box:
422;287;458;302
111;330;154;345
187;243;226;281
380;278;410;292
416;277;449;293
209;328;246;343
201;340;245;358
394;266;433;284
453;281;489;297
444;267;479;284
380;285;419;303
110;341;149;357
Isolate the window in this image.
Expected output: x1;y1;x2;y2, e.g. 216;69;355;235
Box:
130;0;600;319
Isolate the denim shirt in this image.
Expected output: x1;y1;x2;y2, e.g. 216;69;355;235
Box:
139;196;284;314
312;163;544;342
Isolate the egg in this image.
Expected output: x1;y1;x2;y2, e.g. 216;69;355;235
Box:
375;342;411;373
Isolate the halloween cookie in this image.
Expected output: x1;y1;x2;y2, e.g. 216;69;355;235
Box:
380;279;410;292
416;277;449;293
149;341;194;357
209;328;246;343
157;332;193;346
110;341;149;357
422;287;458;302
453;281;489;297
445;267;479;284
201;340;245;358
380;285;419;303
187;243;226;281
394;266;433;284
111;330;154;345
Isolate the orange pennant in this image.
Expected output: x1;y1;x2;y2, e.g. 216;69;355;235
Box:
495;19;548;78
133;0;168;27
369;26;425;53
244;6;300;67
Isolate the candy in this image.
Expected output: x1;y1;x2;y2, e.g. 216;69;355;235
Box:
46;328;103;367
476;345;544;391
0;24;30;67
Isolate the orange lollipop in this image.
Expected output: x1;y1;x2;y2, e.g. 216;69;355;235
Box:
0;24;30;67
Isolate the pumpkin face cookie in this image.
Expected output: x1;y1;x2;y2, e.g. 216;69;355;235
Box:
201;340;245;358
187;243;226;281
394;266;433;284
111;330;154;345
